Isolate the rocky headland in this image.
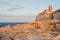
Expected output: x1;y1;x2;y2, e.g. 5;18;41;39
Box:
0;5;60;40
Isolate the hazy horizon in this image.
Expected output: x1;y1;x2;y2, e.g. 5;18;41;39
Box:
0;16;35;22
0;0;60;22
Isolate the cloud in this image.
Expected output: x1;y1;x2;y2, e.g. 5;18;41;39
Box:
0;2;10;5
8;7;23;11
0;1;23;11
8;4;23;11
0;0;7;2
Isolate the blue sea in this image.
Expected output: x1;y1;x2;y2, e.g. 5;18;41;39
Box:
0;22;28;27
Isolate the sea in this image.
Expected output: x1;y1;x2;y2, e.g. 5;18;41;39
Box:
0;22;28;27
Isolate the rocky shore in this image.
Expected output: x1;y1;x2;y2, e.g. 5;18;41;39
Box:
0;21;60;40
0;5;60;40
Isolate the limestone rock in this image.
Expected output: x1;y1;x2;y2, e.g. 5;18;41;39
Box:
54;34;60;40
0;5;60;40
35;5;60;21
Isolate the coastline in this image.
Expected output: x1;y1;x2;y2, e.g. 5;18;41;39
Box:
0;21;60;40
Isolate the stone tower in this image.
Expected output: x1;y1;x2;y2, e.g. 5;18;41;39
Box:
44;5;53;20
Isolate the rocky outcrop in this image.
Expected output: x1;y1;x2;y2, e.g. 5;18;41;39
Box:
34;5;60;40
0;5;60;40
44;5;53;20
0;21;60;40
54;34;60;40
36;5;60;21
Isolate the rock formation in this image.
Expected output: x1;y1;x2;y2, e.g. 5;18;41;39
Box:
0;22;54;40
36;5;60;21
0;5;60;40
35;5;60;36
0;21;60;40
44;5;53;20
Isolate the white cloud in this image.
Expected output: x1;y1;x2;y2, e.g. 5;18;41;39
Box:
0;0;23;11
0;0;8;2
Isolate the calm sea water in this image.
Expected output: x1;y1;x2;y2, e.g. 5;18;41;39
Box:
0;22;28;27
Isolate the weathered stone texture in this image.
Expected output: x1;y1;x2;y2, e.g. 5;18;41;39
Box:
0;5;60;40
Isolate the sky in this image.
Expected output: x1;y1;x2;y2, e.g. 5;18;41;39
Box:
0;0;60;22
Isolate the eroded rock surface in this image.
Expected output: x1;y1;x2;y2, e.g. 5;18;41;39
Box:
0;5;60;40
36;5;60;21
0;21;60;40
